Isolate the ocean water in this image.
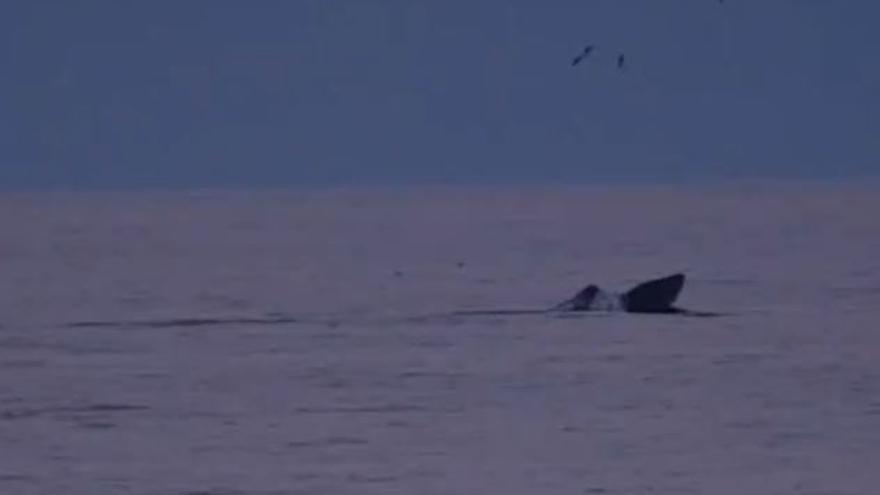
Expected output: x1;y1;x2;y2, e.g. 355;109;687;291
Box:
1;183;878;494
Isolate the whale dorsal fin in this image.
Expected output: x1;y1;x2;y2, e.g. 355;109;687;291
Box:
622;273;685;313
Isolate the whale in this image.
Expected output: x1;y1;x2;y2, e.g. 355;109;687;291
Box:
552;273;715;315
448;273;720;318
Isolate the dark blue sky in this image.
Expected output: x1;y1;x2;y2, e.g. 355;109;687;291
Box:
3;1;878;189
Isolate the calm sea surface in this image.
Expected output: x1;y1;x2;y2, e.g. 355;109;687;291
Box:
1;183;878;494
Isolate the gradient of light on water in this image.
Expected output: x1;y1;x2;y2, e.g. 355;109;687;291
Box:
1;183;878;494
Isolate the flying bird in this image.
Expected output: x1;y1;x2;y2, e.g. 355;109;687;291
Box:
616;53;626;70
571;45;595;66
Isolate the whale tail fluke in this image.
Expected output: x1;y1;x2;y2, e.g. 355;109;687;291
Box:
552;272;722;316
621;273;685;313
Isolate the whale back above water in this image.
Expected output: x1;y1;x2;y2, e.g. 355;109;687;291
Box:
555;273;686;314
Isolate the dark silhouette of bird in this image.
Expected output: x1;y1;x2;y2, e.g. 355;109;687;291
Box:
616;53;626;70
571;45;595;66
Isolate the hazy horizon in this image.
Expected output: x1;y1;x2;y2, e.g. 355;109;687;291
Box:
4;1;879;189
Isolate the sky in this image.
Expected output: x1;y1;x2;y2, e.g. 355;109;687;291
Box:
2;0;878;189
